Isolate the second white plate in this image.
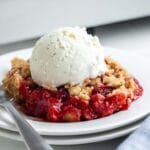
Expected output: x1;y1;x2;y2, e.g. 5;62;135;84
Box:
0;117;145;145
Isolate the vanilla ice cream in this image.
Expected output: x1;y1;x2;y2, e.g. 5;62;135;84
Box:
30;27;107;88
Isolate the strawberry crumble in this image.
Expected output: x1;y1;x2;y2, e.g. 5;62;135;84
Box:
2;57;143;122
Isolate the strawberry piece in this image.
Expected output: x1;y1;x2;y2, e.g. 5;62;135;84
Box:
106;92;127;111
41;89;51;99
34;99;48;118
81;106;97;120
92;84;113;96
62;105;81;122
90;93;106;117
19;81;31;99
69;97;89;109
47;98;62;122
133;78;143;100
25;90;42;115
58;88;69;101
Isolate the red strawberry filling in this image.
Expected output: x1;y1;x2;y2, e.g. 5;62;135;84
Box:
19;77;143;122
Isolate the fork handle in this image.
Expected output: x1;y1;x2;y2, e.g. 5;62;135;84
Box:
3;101;53;150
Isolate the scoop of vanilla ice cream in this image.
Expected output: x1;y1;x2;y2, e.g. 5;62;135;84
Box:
30;27;107;88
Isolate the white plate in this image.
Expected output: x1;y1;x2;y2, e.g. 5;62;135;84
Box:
0;47;149;136
0;117;145;145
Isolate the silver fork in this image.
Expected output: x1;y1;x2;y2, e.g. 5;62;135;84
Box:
0;86;54;150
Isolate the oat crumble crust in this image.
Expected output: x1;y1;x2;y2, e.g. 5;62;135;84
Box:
2;57;138;102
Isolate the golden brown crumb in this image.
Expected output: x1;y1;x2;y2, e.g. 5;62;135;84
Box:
69;85;82;96
2;57;31;99
78;87;93;100
102;75;125;87
2;57;138;101
2;69;23;99
105;57;129;77
11;57;30;78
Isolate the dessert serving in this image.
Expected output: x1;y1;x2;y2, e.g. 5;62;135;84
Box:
2;27;143;122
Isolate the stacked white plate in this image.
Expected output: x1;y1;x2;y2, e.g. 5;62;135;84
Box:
0;47;149;145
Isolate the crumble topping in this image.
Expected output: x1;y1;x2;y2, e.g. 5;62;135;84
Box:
2;58;30;99
2;57;137;101
11;58;30;78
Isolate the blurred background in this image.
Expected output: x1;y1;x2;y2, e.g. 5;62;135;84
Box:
0;0;150;149
0;0;150;55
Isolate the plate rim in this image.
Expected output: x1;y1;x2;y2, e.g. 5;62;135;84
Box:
0;116;144;145
0;47;149;136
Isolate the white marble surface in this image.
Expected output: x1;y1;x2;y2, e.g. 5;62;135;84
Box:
0;18;150;150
